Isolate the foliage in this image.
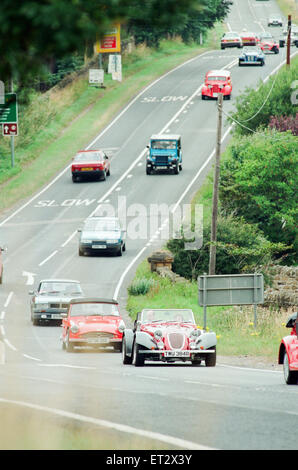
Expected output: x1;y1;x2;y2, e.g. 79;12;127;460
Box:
166;214;286;281
128;278;156;296
126;0;230;46
0;0;213;83
269;113;298;136
219;131;298;263
228;58;298;135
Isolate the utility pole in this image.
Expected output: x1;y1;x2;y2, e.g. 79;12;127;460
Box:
287;15;291;67
209;92;223;275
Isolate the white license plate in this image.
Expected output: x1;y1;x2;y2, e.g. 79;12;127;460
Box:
88;337;110;344
51;314;62;319
213;93;218;98
164;351;190;358
158;166;168;169
92;245;106;249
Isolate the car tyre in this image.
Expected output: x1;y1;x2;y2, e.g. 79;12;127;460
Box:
66;332;75;352
146;167;152;175
174;163;180;175
283;351;298;384
122;337;133;364
132;341;145;367
205;346;216;367
117;244;123;256
0;270;3;284
191;358;201;366
106;167;110;176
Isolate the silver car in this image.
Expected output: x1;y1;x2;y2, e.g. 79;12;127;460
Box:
78;216;126;257
30;279;83;325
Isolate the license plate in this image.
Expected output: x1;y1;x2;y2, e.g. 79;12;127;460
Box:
88;337;110;344
51;314;62;319
158;166;168;169
213;93;218;98
164;351;190;358
81;167;93;171
92;245;106;249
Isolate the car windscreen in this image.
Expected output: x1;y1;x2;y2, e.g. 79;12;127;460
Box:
151;140;177;150
75;152;103;161
39;282;82;295
83;219;121;231
70;303;119;317
141;309;195;323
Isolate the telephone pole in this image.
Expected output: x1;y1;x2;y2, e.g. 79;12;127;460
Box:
286;15;291;67
209;92;223;275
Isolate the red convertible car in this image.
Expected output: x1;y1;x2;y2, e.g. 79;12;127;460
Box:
71;149;111;182
61;297;125;352
201;70;232;100
122;308;217;367
259;32;279;53
278;312;298;384
0;246;4;284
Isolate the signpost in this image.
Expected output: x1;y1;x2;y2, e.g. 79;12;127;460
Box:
198;273;264;329
89;68;104;87
0;93;18;168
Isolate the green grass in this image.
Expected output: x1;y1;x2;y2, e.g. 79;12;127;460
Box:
126;260;290;360
0;24;225;212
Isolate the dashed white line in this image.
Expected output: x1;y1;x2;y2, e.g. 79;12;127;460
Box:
4;292;13;308
38;250;58;267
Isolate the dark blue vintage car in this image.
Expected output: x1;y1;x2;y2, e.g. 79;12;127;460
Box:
146;134;182;175
239;47;265;66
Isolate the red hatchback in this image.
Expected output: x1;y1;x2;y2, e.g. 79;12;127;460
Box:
240;31;258;46
278;312;298;384
71;149;111;182
61;298;125;352
201;70;232;100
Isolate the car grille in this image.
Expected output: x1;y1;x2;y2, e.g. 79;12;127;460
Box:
168;332;185;350
49;303;68;309
155;155;169;165
80;331;114;340
91;240;107;245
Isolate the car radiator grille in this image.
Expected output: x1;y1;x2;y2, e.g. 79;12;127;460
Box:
155;155;169;165
49;303;69;309
168;332;185;350
80;331;114;339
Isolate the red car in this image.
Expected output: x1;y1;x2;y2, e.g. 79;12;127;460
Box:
122;308;217;367
202;70;232;100
240;31;258;46
278;312;298;384
71;149;111;182
258;32;279;53
61;297;125;352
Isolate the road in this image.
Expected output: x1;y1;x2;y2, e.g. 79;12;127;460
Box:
0;0;297;451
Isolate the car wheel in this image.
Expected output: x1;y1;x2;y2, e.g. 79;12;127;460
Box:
122;243;126;252
113;343;122;352
146;167;152;175
117;244;123;256
205;346;216;367
122;337;133;364
78;247;84;256
132;341;145;367
179;163;182;171
62;339;66;350
72;175;78;183
102;171;106;181
283;351;298;384
0;269;3;284
174;163;179;175
106;167;110;176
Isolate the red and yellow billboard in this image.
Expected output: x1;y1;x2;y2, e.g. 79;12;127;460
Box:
95;23;121;53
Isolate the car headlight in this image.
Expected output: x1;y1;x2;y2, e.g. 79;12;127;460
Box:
70;324;79;334
154;329;162;339
81;239;92;244
190;329;201;338
35;303;49;310
190;342;197;349
106;239;119;244
118;320;125;333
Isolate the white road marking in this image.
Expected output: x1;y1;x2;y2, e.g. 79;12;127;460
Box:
38;250;58;267
4;338;17;351
0;312;5;321
61;230;77;248
38;364;96;370
22;271;36;285
0;398;216;450
22;354;42;362
4;292;13;308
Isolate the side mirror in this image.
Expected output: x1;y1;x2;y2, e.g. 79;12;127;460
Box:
29;291;34;295
146;145;149;148
77;229;82;233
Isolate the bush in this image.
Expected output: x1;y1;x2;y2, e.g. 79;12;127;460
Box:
219;130;298;263
269;113;298;136
128;278;156;296
167;214;286;281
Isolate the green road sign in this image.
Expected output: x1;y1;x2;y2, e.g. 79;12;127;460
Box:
0;93;18;124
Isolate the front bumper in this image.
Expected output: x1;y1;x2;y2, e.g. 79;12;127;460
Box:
68;337;122;346
147;161;178;171
139;349;215;361
80;241;122;253
33;309;67;321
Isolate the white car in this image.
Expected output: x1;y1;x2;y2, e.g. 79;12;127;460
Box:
279;26;298;47
268;17;283;27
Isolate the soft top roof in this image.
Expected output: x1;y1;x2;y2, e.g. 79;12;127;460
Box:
150;134;181;140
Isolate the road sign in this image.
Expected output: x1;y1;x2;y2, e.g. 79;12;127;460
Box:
108;54;121;73
89;69;104;85
2;123;18;136
95;24;121;53
0;93;17;124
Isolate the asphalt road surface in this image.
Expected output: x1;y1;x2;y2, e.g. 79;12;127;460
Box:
0;0;297;451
